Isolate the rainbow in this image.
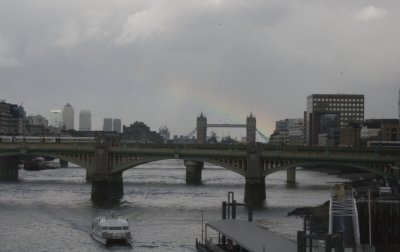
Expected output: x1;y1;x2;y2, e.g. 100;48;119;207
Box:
168;80;275;136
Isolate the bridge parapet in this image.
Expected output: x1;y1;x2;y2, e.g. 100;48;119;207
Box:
1;141;399;202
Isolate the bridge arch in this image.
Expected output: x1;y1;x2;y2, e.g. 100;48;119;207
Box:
0;151;92;171
110;157;171;174
110;157;246;177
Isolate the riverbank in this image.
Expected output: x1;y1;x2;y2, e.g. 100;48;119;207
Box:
287;170;400;250
287;201;329;234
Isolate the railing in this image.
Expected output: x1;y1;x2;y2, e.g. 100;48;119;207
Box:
297;230;344;252
352;193;361;247
329;185;361;248
204;237;226;252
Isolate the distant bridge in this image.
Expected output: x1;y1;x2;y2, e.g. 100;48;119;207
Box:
186;113;269;142
0;136;398;203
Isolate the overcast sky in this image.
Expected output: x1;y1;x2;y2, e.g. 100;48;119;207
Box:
1;0;399;138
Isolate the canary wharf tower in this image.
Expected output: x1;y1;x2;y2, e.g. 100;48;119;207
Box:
62;103;74;130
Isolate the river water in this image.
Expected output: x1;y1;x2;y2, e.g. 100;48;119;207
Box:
0;160;348;252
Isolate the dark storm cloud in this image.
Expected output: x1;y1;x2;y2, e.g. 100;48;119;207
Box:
1;0;399;135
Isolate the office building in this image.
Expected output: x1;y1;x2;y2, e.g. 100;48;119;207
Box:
49;109;62;128
159;126;170;142
270;118;304;146
360;119;400;145
79;110;92;131
27;115;48;127
305;94;364;146
26;115;48;135
0;100;26;135
62;103;74;130
113;119;122;133
103;118;113;131
123;121;163;143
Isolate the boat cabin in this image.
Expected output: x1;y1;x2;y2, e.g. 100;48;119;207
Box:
90;212;132;245
92;216;129;231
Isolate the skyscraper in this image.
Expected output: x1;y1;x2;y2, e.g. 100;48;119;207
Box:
103;118;113;131
62;103;74;130
113;119;122;133
49;109;62;128
79;110;91;131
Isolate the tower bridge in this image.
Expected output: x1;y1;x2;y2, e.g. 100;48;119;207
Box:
195;113;260;144
0;135;399;203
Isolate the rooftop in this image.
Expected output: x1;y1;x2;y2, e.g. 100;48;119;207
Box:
206;219;296;252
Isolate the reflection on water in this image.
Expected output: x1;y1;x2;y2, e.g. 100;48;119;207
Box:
0;160;348;252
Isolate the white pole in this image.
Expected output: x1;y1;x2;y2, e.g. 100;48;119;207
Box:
201;210;204;243
368;189;372;245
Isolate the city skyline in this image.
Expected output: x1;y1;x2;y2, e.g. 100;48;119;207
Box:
2;89;398;139
1;1;399;136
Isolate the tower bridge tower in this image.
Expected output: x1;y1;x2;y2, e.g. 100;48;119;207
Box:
196;113;207;144
246;113;256;143
398;88;400;123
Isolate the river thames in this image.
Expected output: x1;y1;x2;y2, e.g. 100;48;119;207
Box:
0;160;348;251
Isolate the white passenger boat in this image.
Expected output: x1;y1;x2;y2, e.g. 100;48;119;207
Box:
90;211;132;246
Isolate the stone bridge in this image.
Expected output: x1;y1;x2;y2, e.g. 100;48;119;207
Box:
0;136;399;203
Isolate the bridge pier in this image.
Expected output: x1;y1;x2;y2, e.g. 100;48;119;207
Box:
244;177;266;203
0;156;19;180
395;159;400;182
59;160;68;168
184;160;203;184
287;167;296;184
91;172;123;201
244;142;265;203
91;134;124;202
86;170;94;182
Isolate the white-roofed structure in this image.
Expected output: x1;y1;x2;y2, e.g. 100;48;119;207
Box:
199;219;296;252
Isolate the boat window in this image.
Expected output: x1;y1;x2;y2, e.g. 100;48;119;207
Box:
123;226;129;230
109;227;122;230
101;227;108;230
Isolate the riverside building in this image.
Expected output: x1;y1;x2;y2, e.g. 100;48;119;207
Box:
270;118;304;146
305;94;364;146
0;100;26;135
26;115;48;135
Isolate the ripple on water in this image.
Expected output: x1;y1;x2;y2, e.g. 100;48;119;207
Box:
0;161;348;251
